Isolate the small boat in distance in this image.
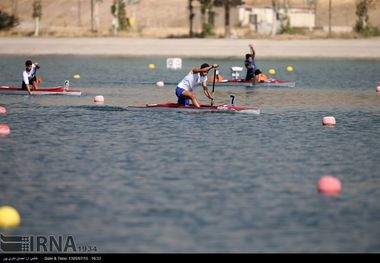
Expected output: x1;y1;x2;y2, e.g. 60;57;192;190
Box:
213;78;296;88
209;67;296;88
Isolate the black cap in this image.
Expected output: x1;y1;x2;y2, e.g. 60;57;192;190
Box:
200;63;210;69
25;60;32;66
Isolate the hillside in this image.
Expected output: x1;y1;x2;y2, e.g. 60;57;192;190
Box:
0;0;379;37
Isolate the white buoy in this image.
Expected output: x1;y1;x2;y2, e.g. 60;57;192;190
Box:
156;81;164;87
94;95;104;103
376;86;380;93
322;116;336;126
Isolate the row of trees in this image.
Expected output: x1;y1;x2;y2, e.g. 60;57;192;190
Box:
0;0;136;35
354;0;378;36
190;0;379;37
92;0;137;34
0;0;378;37
188;0;244;38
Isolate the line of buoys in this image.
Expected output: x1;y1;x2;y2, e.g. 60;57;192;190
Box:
0;106;6;114
376;86;380;93
322;116;336;126
0;206;21;228
266;66;294;75
94;95;104;104
317;176;342;196
0;124;10;136
156;81;164;87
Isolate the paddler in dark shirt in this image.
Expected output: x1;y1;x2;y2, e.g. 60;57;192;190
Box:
245;44;266;83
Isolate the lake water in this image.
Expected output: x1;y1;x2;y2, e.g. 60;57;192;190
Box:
0;56;379;252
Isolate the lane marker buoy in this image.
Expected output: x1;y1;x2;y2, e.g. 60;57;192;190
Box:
268;69;276;75
94;95;104;103
0;124;10;136
156;81;164;87
0;106;6;114
322;116;336;126
317;176;342;196
0;206;21;228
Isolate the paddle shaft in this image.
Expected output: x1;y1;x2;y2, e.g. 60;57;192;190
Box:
211;69;216;106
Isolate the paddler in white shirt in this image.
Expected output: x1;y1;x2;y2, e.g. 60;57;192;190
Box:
22;60;40;96
176;63;218;108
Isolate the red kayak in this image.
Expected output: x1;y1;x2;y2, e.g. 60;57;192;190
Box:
0;86;81;96
210;78;295;88
128;102;260;114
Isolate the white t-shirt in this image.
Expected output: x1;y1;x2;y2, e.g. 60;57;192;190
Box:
23;64;37;85
177;71;207;91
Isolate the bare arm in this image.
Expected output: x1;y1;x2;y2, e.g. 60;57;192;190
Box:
26;84;33;96
192;64;218;74
202;81;214;100
249;44;255;59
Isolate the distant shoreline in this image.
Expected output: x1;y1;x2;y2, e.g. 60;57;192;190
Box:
1;37;380;59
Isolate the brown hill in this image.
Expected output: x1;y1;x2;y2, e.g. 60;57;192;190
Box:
0;0;379;37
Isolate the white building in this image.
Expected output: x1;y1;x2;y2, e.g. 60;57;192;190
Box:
239;6;316;35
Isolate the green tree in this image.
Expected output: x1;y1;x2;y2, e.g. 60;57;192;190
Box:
111;0;128;34
32;0;42;36
188;0;195;37
0;11;19;31
355;0;378;36
214;0;244;38
199;0;214;37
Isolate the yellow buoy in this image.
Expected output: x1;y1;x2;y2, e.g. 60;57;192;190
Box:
0;206;21;228
286;66;294;72
148;64;156;70
73;74;81;79
268;69;276;75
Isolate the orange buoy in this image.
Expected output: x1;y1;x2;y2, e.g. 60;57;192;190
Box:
322;116;336;126
317;176;342;196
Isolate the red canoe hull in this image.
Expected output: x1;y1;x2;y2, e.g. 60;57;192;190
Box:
128;102;260;114
0;86;82;96
210;78;296;87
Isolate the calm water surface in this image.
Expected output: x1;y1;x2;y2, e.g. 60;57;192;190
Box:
0;56;379;252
